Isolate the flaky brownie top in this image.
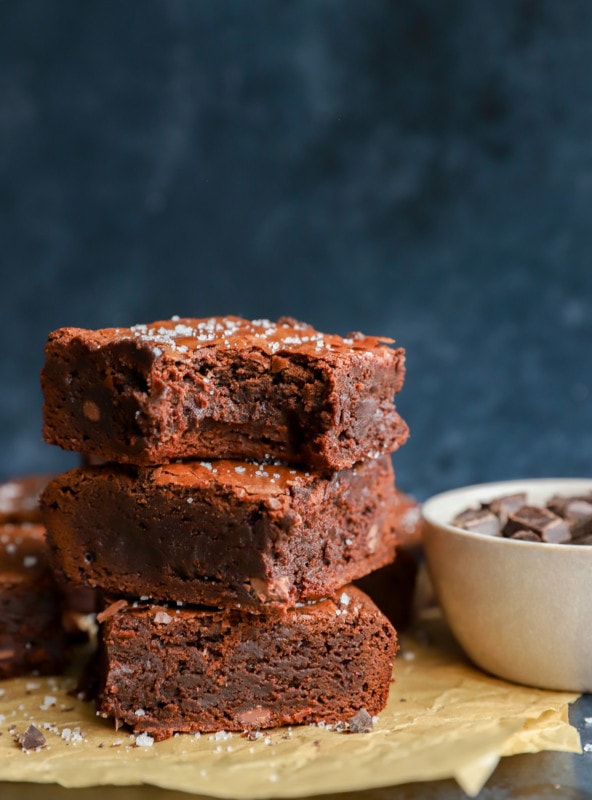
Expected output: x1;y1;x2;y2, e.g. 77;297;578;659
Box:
47;316;399;360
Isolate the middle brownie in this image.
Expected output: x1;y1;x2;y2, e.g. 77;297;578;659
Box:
41;456;400;610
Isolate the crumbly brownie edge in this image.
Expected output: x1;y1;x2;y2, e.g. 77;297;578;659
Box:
41;319;407;468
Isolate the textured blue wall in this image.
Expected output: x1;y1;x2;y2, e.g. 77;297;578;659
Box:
1;1;591;496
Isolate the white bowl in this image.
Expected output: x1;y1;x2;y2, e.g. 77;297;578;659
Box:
422;478;592;691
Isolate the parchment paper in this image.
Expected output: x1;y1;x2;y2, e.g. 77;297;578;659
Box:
0;615;580;798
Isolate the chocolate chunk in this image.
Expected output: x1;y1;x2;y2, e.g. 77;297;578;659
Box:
486;493;527;526
547;494;592;519
348;708;374;733
571;514;592;541
451;508;501;537
17;724;46;752
503;506;571;544
508;529;541;542
572;533;592;545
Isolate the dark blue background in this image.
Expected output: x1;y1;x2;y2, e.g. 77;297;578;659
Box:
1;0;591;497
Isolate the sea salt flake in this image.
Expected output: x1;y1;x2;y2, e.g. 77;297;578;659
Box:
340;592;351;607
134;709;146;717
584;742;592;752
23;556;38;568
135;733;154;747
40;696;57;711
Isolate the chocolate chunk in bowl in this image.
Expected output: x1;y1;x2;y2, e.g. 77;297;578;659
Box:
422;478;592;691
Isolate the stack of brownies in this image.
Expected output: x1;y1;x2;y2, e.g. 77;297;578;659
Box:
40;316;409;739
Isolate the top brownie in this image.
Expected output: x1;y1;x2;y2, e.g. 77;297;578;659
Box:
42;316;408;468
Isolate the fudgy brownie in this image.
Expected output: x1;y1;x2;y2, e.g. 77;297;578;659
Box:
0;474;96;617
355;489;423;630
0;475;51;524
0;524;71;678
41;456;400;609
95;586;397;739
41;316;408;469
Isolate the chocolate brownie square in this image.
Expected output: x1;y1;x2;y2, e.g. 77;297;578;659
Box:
95;586;397;738
41;455;400;609
0;524;71;678
355;489;423;630
41;316;408;469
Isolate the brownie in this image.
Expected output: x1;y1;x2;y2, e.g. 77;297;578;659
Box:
41;316;408;469
95;586;397;739
0;524;71;678
0;475;51;524
41;455;400;609
355;489;423;630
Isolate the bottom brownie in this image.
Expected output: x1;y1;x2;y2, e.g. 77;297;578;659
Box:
0;524;72;678
96;586;397;739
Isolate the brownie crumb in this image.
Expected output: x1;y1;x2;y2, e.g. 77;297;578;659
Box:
348;708;374;733
96;599;129;623
17;724;47;752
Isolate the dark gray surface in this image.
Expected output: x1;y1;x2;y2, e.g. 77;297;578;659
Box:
1;1;592;495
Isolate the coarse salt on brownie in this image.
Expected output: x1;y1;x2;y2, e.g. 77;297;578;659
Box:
41;455;401;610
41;316;408;469
95;586;397;739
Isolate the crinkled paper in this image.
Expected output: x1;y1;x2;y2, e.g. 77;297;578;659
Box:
0;615;580;798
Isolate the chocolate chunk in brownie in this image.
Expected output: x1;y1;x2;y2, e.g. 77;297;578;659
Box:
95;586;397;739
0;475;51;524
0;524;72;678
41;456;400;609
41;316;408;469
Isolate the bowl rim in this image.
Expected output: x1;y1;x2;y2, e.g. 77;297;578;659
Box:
421;477;592;551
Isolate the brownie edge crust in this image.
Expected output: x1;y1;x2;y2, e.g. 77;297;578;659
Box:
41;316;408;469
96;586;397;739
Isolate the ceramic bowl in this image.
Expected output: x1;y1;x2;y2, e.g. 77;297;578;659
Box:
421;478;592;691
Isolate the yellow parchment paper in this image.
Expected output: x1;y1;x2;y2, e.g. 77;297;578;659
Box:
0;616;580;798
